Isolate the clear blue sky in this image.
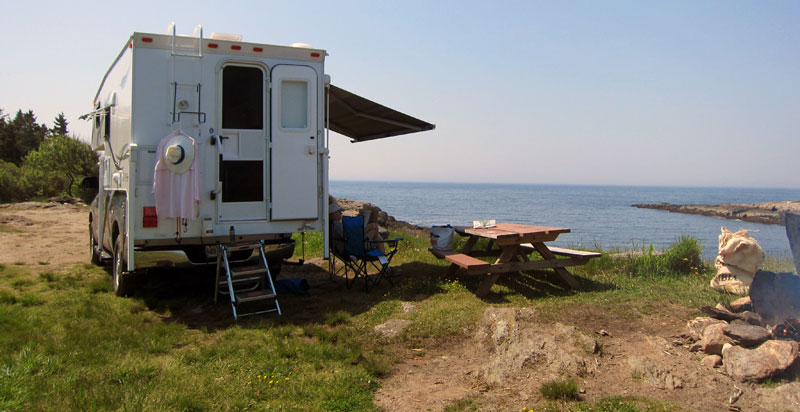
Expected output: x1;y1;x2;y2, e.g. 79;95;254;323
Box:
2;1;798;188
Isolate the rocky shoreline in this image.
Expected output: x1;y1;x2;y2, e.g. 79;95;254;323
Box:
633;201;800;225
331;196;430;237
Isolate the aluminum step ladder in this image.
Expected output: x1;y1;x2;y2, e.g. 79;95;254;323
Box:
214;241;281;320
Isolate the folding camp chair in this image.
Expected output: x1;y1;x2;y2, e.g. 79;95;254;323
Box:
328;215;402;291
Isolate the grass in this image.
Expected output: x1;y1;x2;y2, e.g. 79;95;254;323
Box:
0;224;23;233
1;230;770;412
540;379;580;401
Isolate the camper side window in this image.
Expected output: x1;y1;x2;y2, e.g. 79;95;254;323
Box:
103;107;111;139
91;108;110;147
281;80;308;129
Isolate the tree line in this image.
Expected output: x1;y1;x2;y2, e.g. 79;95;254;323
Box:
0;108;98;203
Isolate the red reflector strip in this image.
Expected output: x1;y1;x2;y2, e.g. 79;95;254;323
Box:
142;206;157;228
231;45;241;50
253;47;263;52
311;52;320;57
208;43;218;49
142;37;153;43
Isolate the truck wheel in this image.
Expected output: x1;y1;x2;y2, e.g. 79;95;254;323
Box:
267;260;282;279
90;231;102;265
112;234;134;297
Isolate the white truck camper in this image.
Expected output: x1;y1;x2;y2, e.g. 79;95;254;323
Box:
87;24;433;318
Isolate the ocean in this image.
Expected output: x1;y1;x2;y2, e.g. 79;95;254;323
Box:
329;181;800;260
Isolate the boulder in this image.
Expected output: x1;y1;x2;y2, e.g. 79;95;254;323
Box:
701;305;741;322
686;317;726;341
723;322;771;347
628;356;683;390
400;302;418;313
722;340;800;382
739;311;764;326
374;319;411;339
475;308;597;385
700;323;731;355
701;355;722;369
750;270;800;325
729;296;752;313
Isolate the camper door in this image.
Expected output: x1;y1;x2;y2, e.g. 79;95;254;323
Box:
216;64;268;222
270;65;319;221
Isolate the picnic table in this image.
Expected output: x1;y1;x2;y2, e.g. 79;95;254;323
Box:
429;223;601;296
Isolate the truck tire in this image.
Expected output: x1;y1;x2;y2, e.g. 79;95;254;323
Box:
267;260;282;279
112;234;134;297
90;231;102;265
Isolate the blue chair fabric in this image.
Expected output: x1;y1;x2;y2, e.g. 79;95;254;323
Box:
329;215;402;291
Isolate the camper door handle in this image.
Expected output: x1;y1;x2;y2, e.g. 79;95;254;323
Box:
219;135;230;141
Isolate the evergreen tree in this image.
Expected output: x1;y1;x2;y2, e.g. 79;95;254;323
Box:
0;110;48;165
52;112;69;136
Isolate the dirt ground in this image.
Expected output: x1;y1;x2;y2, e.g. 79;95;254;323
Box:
2;201;800;412
0;201;88;269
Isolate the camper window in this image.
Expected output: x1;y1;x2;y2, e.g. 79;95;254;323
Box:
281;80;308;129
222;66;264;130
103;107;111;139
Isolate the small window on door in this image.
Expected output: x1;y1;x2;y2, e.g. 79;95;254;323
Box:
222;66;264;130
281;80;308;129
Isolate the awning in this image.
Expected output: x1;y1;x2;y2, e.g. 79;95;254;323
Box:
327;84;435;142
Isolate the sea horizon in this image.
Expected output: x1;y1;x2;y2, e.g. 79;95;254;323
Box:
330;179;800;193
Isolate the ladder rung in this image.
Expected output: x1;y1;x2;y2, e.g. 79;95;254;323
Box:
229;266;268;277
236;290;276;303
218;276;261;287
237;308;279;318
225;243;263;252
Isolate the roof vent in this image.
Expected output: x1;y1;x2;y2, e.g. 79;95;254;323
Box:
210;32;243;41
290;42;313;49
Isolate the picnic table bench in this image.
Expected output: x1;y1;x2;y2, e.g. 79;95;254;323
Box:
429;223;601;296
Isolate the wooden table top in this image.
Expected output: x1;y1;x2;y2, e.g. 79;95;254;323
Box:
462;223;570;240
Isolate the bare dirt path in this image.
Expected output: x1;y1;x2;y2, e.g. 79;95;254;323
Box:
375;305;800;412
0;202;87;270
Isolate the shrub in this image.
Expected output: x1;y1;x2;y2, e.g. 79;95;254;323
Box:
0;160;34;202
661;236;703;274
618;237;704;277
22;135;98;199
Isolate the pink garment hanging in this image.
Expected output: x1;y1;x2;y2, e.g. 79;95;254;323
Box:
153;131;200;220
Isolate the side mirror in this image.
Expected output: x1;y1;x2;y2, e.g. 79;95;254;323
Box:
81;176;99;189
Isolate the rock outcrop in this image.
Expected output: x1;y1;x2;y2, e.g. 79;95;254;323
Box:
632;201;800;225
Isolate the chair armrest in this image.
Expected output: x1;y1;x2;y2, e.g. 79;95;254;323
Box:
368;237;403;244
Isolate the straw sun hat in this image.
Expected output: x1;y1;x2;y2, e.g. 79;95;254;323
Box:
163;133;195;174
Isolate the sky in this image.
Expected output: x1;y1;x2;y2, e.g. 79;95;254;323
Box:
1;1;798;188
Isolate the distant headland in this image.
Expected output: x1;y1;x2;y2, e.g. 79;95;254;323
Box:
632;201;800;225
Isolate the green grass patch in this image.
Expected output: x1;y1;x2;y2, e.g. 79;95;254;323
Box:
443;397;481;412
540;379;580;401
567;396;676;412
0;224;23;233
